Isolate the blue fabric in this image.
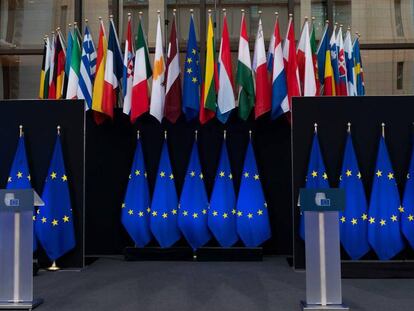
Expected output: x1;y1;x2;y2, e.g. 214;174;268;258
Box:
317;29;329;86
402;140;414;249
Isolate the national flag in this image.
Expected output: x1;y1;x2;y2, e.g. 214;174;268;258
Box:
102;17;124;119
202;12;217;114
91;19;108;124
344;29;357;96
77;24;96;109
39;37;48;99
236;11;255;120
150;136;181;247
217;11;235;123
48;32;56;99
310;17;320;92
336;26;348;96
131;14;152;122
178;138;211;250
208;135;238;247
236;139;271;246
353;35;365;96
339;128;370;259
296;18;317;96
63;25;73;98
199;81;215;124
317;22;335;95
55;29;66;99
42;36;51;99
401;138;414;249
7;128;37;251
368;128;404;260
150;14;166;123
164;14;182;123
121;134;151;247
329;24;340;95
122;14;135;116
267;13;277;73
316;22;328;91
271;14;288;119
66;26;81;99
253;17;271;118
299;126;329;240
283;15;301;109
182;14;201;121
35;130;76;261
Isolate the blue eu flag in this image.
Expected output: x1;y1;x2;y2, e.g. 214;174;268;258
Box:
339;131;370;259
121;136;152;247
368;133;404;260
236;140;271;246
299;128;330;240
182;15;201;121
402;140;414;249
150;137;181;247
208;136;238;247
35;133;76;261
7;131;37;252
178;139;211;249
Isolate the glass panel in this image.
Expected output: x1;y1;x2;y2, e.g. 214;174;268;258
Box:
362;49;414;95
0;55;42;99
0;0;74;49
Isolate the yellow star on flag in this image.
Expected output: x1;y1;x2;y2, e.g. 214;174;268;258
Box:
340;216;346;223
27;175;31;181
357;172;362;179
322;172;328;180
228;173;233;179
171;209;177;215
61;174;67;181
199;173;204;179
202;209;207;215
237;211;243;217
162;212;168;219
219;171;225;177
408;173;411;179
187;68;193;74
391;215;398;222
135;170;140;176
387;172;394;180
192;77;198;83
33;215;36;221
223;213;228;219
52;219;58;226
169;173;174;180
212;211;218;217
399;206;405;213
138;211;144;217
192;49;196;55
128;209;133;215
254;174;259;180
152;211;157;217
7;177;12;183
17;171;23;178
311;171;318;178
144;172;148;178
257;210;263;216
187;57;192;63
361;213;368;221
408;214;414;222
346;169;352;177
380;219;386;226
63;215;70;222
244;172;249;178
247;213;253;219
121;203;126;209
146;207;151;213
183;210;188;216
232;209;236;215
41;217;47;223
376;170;382;177
369;217;375;224
192;213;198;219
190;171;195;177
50;172;57;179
351;218;357;225
160;171;165;178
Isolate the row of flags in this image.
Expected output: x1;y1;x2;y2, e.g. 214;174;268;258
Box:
302;123;414;260
7;126;75;262
121;131;271;249
38;11;365;125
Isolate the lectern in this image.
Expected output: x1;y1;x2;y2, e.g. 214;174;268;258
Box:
300;188;349;311
0;189;44;310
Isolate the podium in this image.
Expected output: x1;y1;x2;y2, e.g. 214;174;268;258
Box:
299;189;349;311
0;189;44;310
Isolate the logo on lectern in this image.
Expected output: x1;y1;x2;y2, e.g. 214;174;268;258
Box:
4;193;20;207
315;192;331;207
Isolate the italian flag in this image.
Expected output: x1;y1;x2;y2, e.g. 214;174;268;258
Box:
66;32;81;99
236;11;255;121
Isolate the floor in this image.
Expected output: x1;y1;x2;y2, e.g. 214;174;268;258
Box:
33;256;414;311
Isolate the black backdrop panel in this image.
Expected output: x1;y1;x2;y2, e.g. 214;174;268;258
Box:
0;100;85;268
292;96;414;269
85;110;292;255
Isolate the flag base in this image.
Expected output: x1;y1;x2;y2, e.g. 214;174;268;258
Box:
0;298;43;310
300;301;349;311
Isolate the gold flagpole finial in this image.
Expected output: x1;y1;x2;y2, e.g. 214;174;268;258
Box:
164;130;167;140
312;16;316;21
249;130;252;140
157;10;161;15
208;9;212;15
340;24;343;28
224;130;227;140
289;13;293;18
347;25;351;30
304;16;308;21
195;130;198;141
57;125;61;136
98;16;102;21
19;125;23;137
314;123;318;133
190;8;194;15
275;12;279;16
347;122;351;133
137;130;140;140
85;18;88;24
381;123;385;138
139;11;143;18
258;10;262;16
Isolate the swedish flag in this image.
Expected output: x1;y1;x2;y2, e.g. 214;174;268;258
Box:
208;133;238;247
236;138;271;246
178;136;211;249
368;127;404;260
150;134;181;247
339;128;370;259
7;128;37;251
35;130;75;261
121;134;152;247
299;125;329;240
402;140;414;249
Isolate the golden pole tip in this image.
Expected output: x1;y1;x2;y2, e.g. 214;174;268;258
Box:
85;18;88;23
57;125;61;135
223;130;227;140
164;130;167;139
195;130;198;141
137;130;140;140
157;10;161;14
275;12;279;15
289;13;293;17
312;16;316;20
347;122;351;132
98;16;102;20
314;123;318;133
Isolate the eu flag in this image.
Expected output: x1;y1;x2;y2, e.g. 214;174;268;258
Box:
35;132;76;261
339;131;370;259
178;138;211;249
299;128;330;240
402;140;414;249
368;132;404;260
7;131;37;252
236;140;271;246
208;136;238;247
150;137;181;247
121;136;152;247
182;15;201;120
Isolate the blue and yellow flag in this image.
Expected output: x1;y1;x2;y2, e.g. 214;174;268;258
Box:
7;130;37;251
208;135;238;247
121;135;152;247
353;37;365;96
35;132;76;261
368;132;404;260
150;136;181;247
402;140;414;249
299;128;330;240
236;140;271;246
178;139;211;249
339;131;370;259
182;15;201;120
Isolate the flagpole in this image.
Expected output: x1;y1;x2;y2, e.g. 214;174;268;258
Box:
382;123;385;138
249;130;252;140
223;130;226;140
314;122;318;133
195;130;198;141
164;130;167;140
347;122;351;133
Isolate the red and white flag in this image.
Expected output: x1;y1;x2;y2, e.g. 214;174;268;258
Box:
296;19;317;96
252;17;271;118
164;14;182;123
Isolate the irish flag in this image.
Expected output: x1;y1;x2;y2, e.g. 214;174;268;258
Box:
236;10;255;121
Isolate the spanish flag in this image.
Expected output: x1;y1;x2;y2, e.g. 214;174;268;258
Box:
91;18;108;124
